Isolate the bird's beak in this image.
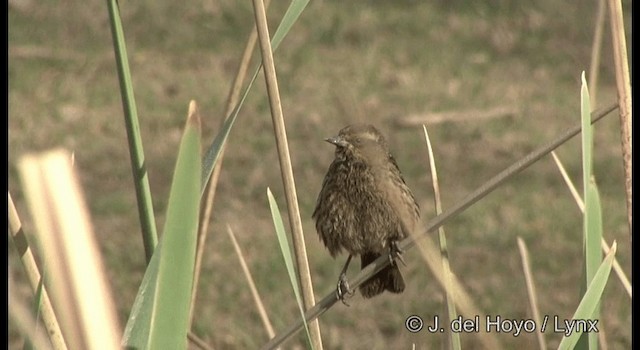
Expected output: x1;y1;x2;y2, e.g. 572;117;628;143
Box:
325;135;348;148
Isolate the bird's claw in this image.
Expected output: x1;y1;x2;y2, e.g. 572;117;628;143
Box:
336;272;354;306
389;240;406;267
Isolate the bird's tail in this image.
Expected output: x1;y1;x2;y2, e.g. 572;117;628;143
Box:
359;252;405;298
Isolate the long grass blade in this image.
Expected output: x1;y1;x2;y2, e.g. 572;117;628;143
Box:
581;72;593;202
267;188;313;348
19;150;121;350
580;73;602;350
557;242;616;350
270;0;310;50
585;178;604;350
200;98;244;194
106;0;158;262
227;225;276;339
516;238;547;350
148;101;202;350
422;125;460;350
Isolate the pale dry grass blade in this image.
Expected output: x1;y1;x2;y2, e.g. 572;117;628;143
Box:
422;125;460;350
8;192;67;350
516;238;547;350
227;225;276;339
607;0;632;234
251;0;323;348
19;149;121;350
550;152;583;211
188;331;216;350
550;152;631;298
413;236;502;350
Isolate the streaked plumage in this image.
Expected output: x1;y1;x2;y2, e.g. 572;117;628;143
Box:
313;124;420;298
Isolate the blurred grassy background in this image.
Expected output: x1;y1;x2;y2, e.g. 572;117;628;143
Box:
9;0;631;349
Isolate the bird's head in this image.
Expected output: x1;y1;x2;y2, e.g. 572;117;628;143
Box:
325;124;391;163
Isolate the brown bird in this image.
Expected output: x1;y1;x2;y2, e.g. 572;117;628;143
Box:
313;124;420;301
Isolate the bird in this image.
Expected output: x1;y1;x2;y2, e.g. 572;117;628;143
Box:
312;124;420;301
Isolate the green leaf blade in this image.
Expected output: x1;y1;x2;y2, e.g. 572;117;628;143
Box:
271;0;310;51
580;72;601;350
121;240;162;348
148;105;202;350
557;242;616;350
266;188;313;349
580;72;593;193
